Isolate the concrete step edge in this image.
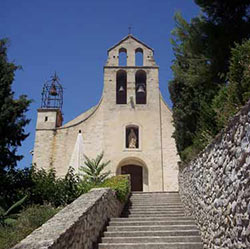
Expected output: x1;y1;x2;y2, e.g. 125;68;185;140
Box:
109;222;196;226
102;236;202;239
111;218;194;221
106;228;199;232
103;230;201;237
123;215;188;217
99;242;203;245
125;212;185;214
130;202;182;204
101;235;202;242
104;229;200;233
124;206;185;210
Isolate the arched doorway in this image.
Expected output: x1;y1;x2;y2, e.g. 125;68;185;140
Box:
117;157;149;192
121;165;143;191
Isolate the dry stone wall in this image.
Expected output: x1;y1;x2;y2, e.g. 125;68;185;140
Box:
13;188;126;249
179;101;250;249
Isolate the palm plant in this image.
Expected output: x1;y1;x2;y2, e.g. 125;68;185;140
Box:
0;195;27;226
79;152;111;185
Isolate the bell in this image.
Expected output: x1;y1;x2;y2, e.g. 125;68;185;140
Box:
118;85;125;92
49;84;58;96
137;85;145;94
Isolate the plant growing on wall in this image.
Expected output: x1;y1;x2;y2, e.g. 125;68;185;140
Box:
79;152;111;186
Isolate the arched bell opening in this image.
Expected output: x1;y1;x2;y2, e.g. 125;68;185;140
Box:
116;70;127;104
118;47;127;66
135;48;143;66
135;70;147;104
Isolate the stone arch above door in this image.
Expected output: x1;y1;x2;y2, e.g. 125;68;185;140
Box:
116;157;149;192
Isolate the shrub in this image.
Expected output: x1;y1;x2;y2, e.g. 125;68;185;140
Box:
30;166;80;207
77;176;97;194
98;175;130;202
0;166;81;209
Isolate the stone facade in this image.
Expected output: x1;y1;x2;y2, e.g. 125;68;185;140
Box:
179;101;250;249
12;188;126;249
33;35;179;191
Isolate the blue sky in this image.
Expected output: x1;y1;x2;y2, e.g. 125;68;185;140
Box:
0;0;200;168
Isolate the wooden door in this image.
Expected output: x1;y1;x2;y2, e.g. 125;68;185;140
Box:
121;165;143;191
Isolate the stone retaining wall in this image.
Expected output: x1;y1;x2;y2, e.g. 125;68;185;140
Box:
13;188;126;249
179;101;250;249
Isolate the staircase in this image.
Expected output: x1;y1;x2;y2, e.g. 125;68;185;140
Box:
98;192;203;249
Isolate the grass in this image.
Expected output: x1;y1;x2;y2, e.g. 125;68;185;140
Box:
0;205;60;249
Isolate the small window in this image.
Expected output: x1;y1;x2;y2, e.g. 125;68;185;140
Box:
45;116;48;122
126;126;139;149
119;48;127;66
135;48;143;66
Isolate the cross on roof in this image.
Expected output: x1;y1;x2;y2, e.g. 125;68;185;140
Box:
128;25;132;35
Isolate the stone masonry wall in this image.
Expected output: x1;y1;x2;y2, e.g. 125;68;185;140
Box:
13;188;126;249
179;101;250;249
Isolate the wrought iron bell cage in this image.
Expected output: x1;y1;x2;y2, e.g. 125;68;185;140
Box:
41;73;63;110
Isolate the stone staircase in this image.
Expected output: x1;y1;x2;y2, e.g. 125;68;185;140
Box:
98;192;203;249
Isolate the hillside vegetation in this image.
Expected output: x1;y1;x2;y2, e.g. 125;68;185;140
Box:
169;0;250;162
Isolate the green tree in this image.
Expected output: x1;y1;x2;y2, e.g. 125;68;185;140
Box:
213;40;250;128
0;39;31;172
169;13;219;158
169;1;250;161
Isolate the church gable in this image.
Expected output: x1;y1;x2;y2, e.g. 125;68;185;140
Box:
107;34;154;53
106;35;157;67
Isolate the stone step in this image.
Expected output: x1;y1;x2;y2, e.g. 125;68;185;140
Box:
98;242;203;249
130;198;181;201
129;204;183;207
107;225;198;232
131;191;179;196
109;220;196;226
97;192;203;249
130;194;180;197
124;210;185;215
130;203;182;206
104;230;201;237
126;207;184;211
131;194;180;198
102;236;202;243
110;217;194;222
130;196;181;198
130;200;182;203
131;195;180;197
124;213;188;217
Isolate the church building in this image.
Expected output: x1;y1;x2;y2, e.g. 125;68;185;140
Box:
33;35;179;192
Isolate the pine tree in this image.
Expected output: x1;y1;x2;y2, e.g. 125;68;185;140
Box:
0;39;31;172
169;1;250;161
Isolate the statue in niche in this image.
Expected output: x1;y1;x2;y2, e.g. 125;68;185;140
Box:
128;128;137;148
